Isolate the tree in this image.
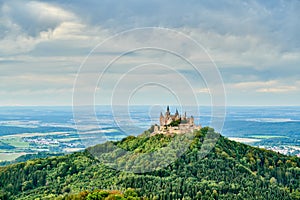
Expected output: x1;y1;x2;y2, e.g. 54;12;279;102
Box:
270;177;277;185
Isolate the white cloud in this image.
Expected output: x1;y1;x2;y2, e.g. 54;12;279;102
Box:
1;1;76;35
0;1;106;55
256;86;297;93
233;80;277;89
229;80;299;93
196;88;210;94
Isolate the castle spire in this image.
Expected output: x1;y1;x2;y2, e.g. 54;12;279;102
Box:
160;112;164;126
166;105;170;117
183;111;187;120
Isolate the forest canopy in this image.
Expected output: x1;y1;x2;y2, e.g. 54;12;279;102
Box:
0;127;299;199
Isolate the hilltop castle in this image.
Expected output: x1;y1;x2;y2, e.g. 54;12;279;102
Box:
151;106;201;136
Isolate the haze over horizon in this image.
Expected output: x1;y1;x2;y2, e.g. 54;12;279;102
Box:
0;0;299;106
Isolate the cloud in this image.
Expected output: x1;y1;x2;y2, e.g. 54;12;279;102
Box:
58;0;300;52
0;0;105;55
1;1;76;37
233;80;277;89
229;80;299;93
196;88;210;94
256;86;297;93
0;73;75;93
0;0;299;105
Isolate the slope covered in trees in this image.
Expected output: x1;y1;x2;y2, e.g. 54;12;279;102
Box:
0;127;300;199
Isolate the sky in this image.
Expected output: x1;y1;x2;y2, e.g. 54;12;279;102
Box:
0;0;299;106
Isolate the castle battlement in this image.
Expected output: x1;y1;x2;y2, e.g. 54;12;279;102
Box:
151;106;201;136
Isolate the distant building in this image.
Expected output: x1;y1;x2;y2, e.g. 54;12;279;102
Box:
151;106;201;136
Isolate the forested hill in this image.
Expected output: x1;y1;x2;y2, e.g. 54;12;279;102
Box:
0;127;300;199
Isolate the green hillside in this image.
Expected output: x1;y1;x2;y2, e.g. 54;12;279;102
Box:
0;127;300;199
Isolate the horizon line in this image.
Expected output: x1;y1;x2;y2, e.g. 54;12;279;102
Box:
1;104;300;107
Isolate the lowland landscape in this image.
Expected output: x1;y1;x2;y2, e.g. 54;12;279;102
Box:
1;127;300;199
1;106;300;167
0;107;300;199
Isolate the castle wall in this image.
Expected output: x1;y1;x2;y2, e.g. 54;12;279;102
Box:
152;107;200;136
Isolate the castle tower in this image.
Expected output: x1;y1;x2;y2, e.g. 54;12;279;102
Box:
189;116;194;126
175;109;179;116
166;106;170;116
175;109;180;120
160;112;164;126
183;112;187;120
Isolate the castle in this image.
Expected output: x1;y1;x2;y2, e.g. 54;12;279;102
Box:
151;106;201;136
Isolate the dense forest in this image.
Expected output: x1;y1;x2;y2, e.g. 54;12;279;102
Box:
0;127;300;199
0;152;64;167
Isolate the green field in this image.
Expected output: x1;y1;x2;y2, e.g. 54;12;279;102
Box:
249;135;289;139
0;152;26;161
0;138;29;148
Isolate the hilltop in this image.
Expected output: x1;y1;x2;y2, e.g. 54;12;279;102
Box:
0;127;300;199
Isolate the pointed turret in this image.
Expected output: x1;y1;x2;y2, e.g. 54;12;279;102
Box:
189;115;194;125
166;106;170;117
160;112;164;126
